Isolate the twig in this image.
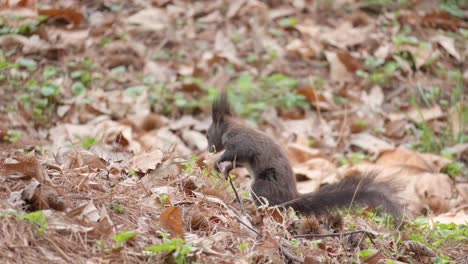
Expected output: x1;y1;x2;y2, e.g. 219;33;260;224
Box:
233;215;261;236
217;155;246;215
292;230;376;239
225;171;245;215
279;243;303;263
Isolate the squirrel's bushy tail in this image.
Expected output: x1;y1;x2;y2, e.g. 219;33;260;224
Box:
285;172;403;218
212;89;232;123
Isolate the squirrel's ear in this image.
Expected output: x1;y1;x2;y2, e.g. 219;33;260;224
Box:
212;90;231;122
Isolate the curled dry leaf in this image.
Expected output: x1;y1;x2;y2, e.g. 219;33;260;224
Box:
350;133;393;157
181;130;208;151
43;210;94;233
21;180;67;211
2;151;45;181
141;161;180;190
294;158;340;193
361;250;383;264
287;143;321;165
79;200;101;223
58;148;106;171
401;240;436;257
319;21;372;49
160;206;184;238
127;149;164;174
432;210;468;225
431;35;461;61
324;51;354;83
38;8;84;26
125;8;168;32
377;147;450;173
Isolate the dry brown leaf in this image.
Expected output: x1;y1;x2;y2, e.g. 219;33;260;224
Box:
325;51;354;83
214;31;244;68
286;39;315;58
384;119;407;139
127;149;164;173
388;105;444;123
141;162;180;190
287;143;321;165
337;51;361;73
377;147;450;173
350;133;393;157
319;22;372;49
79;200;101;223
294;158;340;193
39;27;89;50
2;151;45;181
160;206;184;238
432;210;468;225
361;250;382;264
38;8;84;26
432;35;461;61
44;210;94;233
181;130;208;151
421;11;467;31
59;148;106;171
401;240;436;257
296;86;328;105
125;8;168;32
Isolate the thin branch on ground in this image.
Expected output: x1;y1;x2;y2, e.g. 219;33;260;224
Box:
293;230;376;239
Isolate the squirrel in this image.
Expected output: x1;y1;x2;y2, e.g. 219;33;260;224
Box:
206;91;402;218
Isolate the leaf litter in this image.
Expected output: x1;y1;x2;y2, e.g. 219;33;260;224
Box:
0;0;467;263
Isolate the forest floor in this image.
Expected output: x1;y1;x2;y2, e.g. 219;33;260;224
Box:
0;0;467;263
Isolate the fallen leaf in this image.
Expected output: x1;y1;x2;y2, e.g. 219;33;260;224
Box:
388;105;444;123
127;149;164;173
337;51;361;73
324;51;354;83
432;35;461;61
350;133;393;157
377;147;450;173
287;143;321;164
432;210;468;225
79;200;101;222
160;206;184;238
125;8;168;32
38;8;84;26
2;151;45;181
401;241;436;257
181;129;208;151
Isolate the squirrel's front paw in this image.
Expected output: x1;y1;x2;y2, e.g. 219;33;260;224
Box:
215;161;233;175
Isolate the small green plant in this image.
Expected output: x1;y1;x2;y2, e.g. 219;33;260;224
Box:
356;56;400;84
359;248;377;258
110;202;126;214
96;230;138;252
0;210;49;233
145;232;194;264
24;211;48;233
80;137;97;148
239;242;249;250
402;216;467;261
278;17;299;27
336;152;369;165
159;194;169;205
0;14;47;36
439;0;465;18
181;155;198;173
2;129;23;143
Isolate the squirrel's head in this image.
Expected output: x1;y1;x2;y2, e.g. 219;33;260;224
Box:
207;91;232;153
206;121;227;153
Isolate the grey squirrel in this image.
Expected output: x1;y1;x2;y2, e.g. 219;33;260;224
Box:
206;91;402;218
